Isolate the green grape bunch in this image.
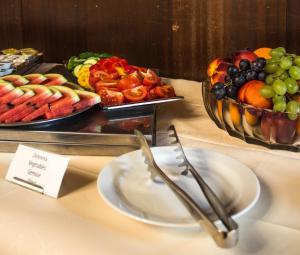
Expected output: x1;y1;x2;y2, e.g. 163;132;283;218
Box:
261;47;300;120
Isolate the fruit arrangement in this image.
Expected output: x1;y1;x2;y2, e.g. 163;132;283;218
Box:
205;47;300;147
68;53;176;106
0;74;100;123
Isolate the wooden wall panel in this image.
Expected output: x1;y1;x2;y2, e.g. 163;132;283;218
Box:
0;0;297;80
286;0;300;54
85;0;171;71
21;0;87;62
0;0;23;48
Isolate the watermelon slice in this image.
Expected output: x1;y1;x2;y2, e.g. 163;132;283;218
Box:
43;86;80;119
0;82;15;97
24;74;47;84
45;104;74;119
21;88;63;122
1;75;29;86
20;85;52;104
0;85;52;123
11;88;35;105
5;106;36;123
0;103;14;115
43;73;68;86
0;88;35;115
73;90;101;111
0;88;24;104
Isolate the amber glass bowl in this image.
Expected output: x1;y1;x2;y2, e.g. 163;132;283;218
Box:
202;80;300;151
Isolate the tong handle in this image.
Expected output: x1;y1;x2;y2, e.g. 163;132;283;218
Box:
135;129;238;248
168;125;238;231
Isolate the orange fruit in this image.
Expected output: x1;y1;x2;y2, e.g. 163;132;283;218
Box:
254;47;272;59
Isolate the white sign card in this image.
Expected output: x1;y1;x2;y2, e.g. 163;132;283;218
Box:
5;144;70;198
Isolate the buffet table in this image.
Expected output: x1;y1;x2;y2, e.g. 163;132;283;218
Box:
0;79;300;255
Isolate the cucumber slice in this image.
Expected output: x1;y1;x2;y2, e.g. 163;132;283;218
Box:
73;64;83;78
84;58;98;65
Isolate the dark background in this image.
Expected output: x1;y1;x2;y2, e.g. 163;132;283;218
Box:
0;0;298;81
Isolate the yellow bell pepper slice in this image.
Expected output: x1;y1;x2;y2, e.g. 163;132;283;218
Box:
78;71;94;91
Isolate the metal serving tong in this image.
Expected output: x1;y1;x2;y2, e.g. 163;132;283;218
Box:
134;126;238;248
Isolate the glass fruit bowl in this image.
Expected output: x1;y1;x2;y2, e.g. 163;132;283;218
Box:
202;80;300;151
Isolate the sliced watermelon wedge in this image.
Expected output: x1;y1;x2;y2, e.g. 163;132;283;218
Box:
24;74;47;84
0;85;52;123
5;106;36;123
45;104;74;119
73;90;101;111
11;88;35;105
43;73;68;86
0;103;14;115
21;88;63;122
20;85;53;106
21;104;50;122
0;88;35;115
0;88;24;104
0;82;15;97
1;75;29;86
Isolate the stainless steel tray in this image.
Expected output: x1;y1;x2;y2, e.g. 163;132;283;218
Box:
0;106;156;156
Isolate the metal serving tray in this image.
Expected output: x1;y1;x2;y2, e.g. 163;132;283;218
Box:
0;105;156;156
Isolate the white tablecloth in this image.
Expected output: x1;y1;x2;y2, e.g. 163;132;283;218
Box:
0;79;299;255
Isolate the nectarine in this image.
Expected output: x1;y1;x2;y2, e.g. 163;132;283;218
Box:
207;58;231;77
233;50;258;67
210;62;232;84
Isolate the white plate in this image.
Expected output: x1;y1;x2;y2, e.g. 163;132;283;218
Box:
97;146;260;228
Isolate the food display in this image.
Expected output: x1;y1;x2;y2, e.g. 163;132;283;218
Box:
205;47;300;149
67;53;176;106
0;74;100;124
0;48;42;76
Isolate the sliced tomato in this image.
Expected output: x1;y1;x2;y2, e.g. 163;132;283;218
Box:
154;85;175;98
89;70;110;85
97;88;124;106
95;80;118;91
117;72;142;91
142;69;160;87
146;88;159;100
123;85;147;102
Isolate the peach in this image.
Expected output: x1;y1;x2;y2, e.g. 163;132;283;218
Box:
297;117;300;135
229;102;241;127
207;58;231;77
254;47;272;59
245;108;258;126
233;50;258;67
237;82;251;102
217;99;223;121
210;62;232;85
243;80;272;109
